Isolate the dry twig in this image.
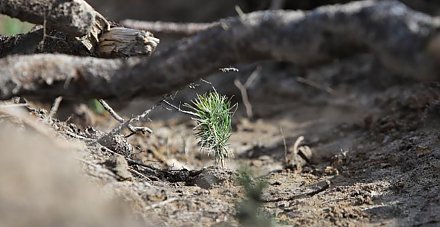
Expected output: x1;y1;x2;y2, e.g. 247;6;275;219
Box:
0;0;159;57
234;67;259;119
292;136;304;170
47;96;63;120
234;79;253;119
296;77;337;95
263;180;331;202
120;20;214;37
98;99;152;136
97;104;156;148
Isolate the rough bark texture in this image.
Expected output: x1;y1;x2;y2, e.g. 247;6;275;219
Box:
0;29;44;57
0;0;159;58
0;0;439;100
0;0;96;37
0;27;92;57
98;27;159;58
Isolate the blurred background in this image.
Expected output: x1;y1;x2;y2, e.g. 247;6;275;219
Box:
1;0;439;36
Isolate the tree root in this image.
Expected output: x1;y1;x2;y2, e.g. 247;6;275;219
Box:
0;0;439;100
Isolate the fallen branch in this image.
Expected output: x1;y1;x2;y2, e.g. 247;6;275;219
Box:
0;0;159;58
120;20;214;37
1;0;439;100
0;29;44;57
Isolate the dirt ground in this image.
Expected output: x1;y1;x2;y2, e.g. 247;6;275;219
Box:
1;53;439;226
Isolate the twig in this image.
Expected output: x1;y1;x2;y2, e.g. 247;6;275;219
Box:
98;99;125;122
234;66;261;119
47;96;63;120
296;77;337;95
234;79;253;119
120;20;214;37
244;66;261;88
231;66;259;120
161;100;199;117
99;145;121;156
98;99;152;136
291;136;304;171
145;197;178;211
98;104;156;146
235;5;246;19
263;180;330;202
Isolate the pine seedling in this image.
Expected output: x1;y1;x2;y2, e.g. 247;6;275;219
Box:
184;91;235;167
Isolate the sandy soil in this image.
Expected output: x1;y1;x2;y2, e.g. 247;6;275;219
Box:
1;54;439;226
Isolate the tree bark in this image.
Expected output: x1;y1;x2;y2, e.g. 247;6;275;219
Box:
0;30;44;57
0;27;94;57
0;0;439;100
0;0;160;58
120;20;215;38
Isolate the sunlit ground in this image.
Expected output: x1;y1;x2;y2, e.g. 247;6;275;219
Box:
0;15;33;35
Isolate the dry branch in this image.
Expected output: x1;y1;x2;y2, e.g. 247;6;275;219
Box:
0;0;440;100
120;20;214;37
0;29;44;57
0;0;159;58
0;27;93;57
